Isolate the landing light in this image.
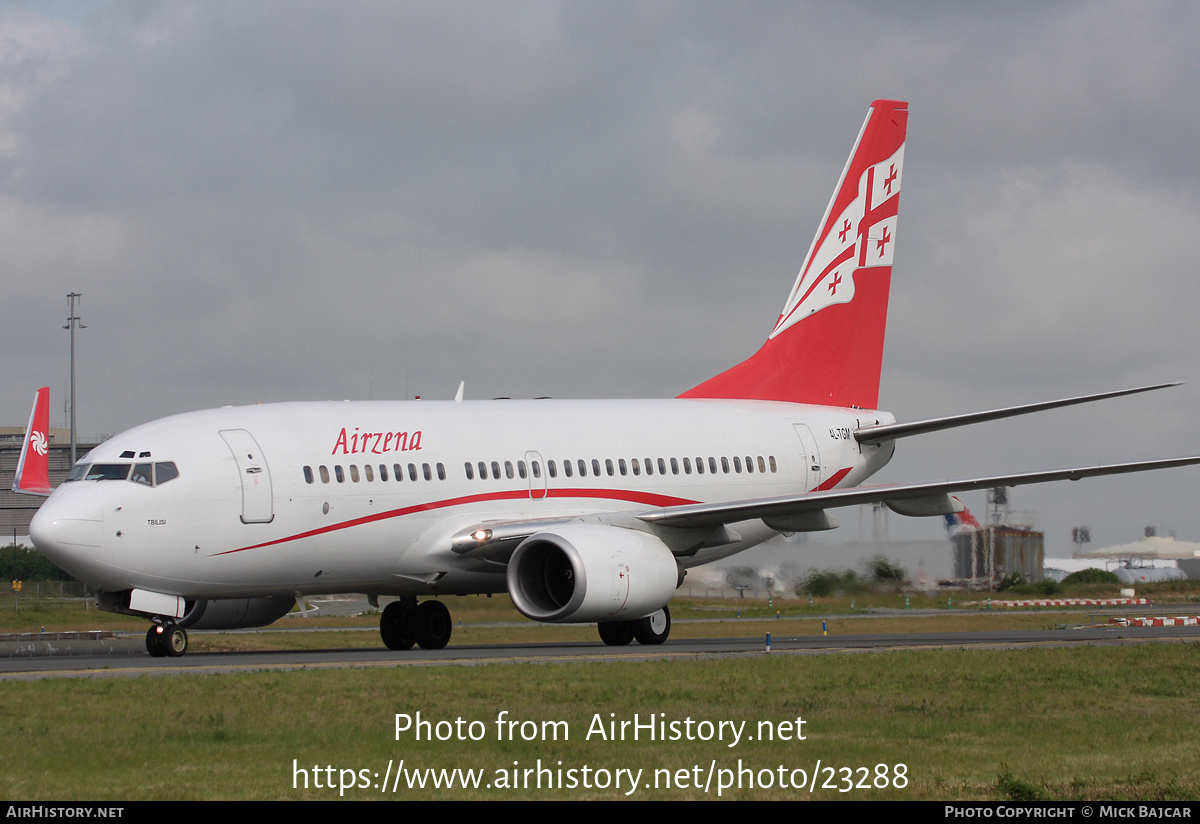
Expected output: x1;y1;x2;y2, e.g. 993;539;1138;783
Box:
473;529;492;542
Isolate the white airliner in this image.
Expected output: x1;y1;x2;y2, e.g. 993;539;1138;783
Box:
19;100;1199;657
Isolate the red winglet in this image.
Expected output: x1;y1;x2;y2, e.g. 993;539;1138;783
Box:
13;387;52;496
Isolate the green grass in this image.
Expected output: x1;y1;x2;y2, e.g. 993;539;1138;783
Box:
1;643;1198;800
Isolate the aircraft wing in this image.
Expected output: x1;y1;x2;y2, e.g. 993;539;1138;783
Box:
853;383;1180;445
450;456;1200;558
635;456;1200;529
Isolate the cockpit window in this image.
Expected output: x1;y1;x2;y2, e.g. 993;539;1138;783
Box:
67;461;179;486
85;464;131;481
131;464;153;486
154;462;179;486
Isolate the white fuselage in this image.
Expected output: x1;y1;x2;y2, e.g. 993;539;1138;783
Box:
31;397;895;600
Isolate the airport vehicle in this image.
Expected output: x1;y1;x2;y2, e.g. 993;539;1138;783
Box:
22;100;1199;657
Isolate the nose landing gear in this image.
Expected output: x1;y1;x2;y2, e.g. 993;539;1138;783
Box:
146;622;188;657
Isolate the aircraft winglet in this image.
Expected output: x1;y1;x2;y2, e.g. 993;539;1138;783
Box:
13;387;52;496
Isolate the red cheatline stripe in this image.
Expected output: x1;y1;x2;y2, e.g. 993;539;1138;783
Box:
213;487;699;556
814;467;852;491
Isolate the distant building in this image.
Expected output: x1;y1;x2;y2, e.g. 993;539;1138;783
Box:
1074;534;1200;581
951;525;1045;584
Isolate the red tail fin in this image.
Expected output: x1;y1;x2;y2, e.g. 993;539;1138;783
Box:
680;99;908;409
13;387;52;496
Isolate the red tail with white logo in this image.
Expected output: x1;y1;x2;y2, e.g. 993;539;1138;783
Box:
680;99;907;410
13;387;52;496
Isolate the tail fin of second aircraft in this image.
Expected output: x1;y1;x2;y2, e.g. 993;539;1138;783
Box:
13;387;52;496
680;99;908;410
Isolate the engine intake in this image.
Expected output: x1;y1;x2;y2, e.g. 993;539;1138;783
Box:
507;524;680;623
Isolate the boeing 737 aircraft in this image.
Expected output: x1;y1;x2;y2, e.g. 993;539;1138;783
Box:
19;100;1200;657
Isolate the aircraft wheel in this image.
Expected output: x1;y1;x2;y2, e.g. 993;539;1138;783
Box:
165;625;188;657
633;606;671;645
380;599;416;650
414;600;452;650
146;626;167;657
597;621;635;646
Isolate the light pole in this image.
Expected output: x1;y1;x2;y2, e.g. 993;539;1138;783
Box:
65;292;85;465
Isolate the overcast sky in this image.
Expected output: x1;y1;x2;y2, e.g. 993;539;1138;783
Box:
3;1;1198;555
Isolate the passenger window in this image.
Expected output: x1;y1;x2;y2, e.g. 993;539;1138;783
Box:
517;461;527;480
394;464;403;481
464;462;474;480
303;466;314;484
437;463;446;481
657;458;665;475
548;460;557;478
350;465;360;482
531;461;541;479
592;459;601;476
733;456;742;473
721;457;729;474
319;466;330;483
408;464;418;481
670;458;678;475
709;457;718;474
422;463;432;481
769;456;777;473
746;456;755;473
491;461;501;479
605;459;614;476
131;464;153;486
628;459;637;476
757;456;766;473
563;460;573;478
379;464;389;481
578;459;588;477
695;457;704;475
364;465;374;482
505;461;514;480
335;466;345;483
478;461;488;479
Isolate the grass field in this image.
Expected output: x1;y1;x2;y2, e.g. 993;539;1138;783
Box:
0;588;1198;800
1;643;1197;800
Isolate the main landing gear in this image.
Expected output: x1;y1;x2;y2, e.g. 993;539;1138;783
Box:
380;597;452;651
597;606;671;646
146;622;188;657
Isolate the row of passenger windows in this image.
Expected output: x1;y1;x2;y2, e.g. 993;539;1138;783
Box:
465;455;777;481
303;462;447;485
302;455;778;485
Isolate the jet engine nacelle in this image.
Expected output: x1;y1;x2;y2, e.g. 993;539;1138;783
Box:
506;524;681;623
178;596;295;630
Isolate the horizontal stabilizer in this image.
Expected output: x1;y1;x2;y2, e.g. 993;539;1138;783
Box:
854;383;1181;445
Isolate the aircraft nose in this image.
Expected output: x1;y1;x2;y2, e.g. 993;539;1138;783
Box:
30;485;104;563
